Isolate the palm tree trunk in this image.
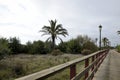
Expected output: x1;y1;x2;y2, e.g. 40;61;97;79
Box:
52;36;55;50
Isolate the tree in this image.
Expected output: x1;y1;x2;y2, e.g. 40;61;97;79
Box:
116;45;120;52
67;39;81;53
32;40;46;54
83;41;98;53
8;37;21;54
44;41;53;53
58;42;68;53
0;38;11;60
76;35;91;46
40;19;68;50
25;41;33;53
117;31;120;34
102;37;109;47
95;38;98;45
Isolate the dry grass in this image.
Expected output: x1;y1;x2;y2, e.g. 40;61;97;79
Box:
0;53;84;80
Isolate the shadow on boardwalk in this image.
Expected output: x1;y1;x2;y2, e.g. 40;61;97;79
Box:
93;50;120;80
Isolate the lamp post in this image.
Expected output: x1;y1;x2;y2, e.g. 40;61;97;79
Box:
99;25;102;50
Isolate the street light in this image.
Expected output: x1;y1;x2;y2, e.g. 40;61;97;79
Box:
99;25;102;50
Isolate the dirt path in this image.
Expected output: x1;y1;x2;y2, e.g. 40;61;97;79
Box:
93;50;120;80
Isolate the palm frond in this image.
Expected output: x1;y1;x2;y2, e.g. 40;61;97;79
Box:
58;36;63;43
46;37;51;42
57;33;66;37
57;30;68;36
49;20;57;32
39;30;47;33
41;33;50;36
42;26;50;29
57;29;67;33
55;24;62;31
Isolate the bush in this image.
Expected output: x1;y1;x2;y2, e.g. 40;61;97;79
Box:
12;63;28;77
81;49;92;55
0;62;12;80
0;70;12;80
58;42;68;53
83;41;98;53
8;37;21;54
67;39;81;54
116;45;120;53
0;48;11;60
26;40;47;54
51;49;63;56
0;38;11;60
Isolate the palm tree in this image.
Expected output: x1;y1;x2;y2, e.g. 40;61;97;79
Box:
40;19;68;49
117;31;120;34
95;38;98;45
102;37;108;47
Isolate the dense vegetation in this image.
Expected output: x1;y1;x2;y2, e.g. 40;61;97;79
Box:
116;45;120;52
116;30;120;52
0;35;98;59
0;38;11;60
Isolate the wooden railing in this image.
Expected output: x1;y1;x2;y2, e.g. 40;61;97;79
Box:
15;50;109;80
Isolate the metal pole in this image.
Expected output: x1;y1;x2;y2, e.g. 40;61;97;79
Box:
99;25;102;50
100;29;101;50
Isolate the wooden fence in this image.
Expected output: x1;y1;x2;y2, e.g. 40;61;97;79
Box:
15;49;109;80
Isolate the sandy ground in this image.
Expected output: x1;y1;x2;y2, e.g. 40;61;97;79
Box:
93;50;120;80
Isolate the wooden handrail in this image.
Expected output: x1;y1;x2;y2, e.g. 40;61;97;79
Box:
15;49;109;80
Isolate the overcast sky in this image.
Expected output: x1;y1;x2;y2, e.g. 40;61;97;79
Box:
0;0;120;46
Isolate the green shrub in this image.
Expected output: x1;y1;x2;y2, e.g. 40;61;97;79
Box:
8;37;21;54
12;63;28;77
58;42;68;53
26;40;47;54
51;49;63;56
83;41;98;52
81;49;92;55
67;39;81;54
0;70;12;80
0;38;11;60
116;45;120;53
0;48;10;60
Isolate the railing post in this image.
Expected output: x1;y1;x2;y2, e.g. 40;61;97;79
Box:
101;52;105;64
92;56;94;71
98;52;101;67
95;54;98;66
91;56;95;79
95;54;98;72
85;58;89;79
70;64;76;79
99;52;103;65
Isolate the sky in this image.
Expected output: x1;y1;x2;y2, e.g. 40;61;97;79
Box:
0;0;120;46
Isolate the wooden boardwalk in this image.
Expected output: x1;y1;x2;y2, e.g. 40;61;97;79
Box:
93;50;120;80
